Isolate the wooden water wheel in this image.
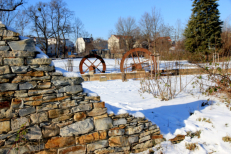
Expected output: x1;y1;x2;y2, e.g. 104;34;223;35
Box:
79;54;106;74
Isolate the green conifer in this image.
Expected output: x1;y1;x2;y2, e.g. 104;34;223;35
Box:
184;0;223;61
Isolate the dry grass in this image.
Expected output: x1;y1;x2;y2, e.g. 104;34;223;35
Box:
185;142;198;151
222;135;231;143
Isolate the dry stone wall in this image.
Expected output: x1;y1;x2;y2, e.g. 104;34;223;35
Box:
0;23;165;154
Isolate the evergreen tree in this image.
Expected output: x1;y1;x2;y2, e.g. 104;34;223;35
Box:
184;0;223;60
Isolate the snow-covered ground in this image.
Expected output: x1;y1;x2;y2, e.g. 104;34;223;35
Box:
82;75;231;154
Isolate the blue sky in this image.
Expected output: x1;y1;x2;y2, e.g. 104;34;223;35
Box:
26;0;231;40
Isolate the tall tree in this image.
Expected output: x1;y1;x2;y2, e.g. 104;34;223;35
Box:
184;0;223;61
0;0;23;11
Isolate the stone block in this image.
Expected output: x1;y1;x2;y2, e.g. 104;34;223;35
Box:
58;85;83;94
59;100;77;109
0;121;10;134
42;123;60;138
87;108;107;117
0;91;14;97
37;82;51;89
2;36;19;41
20;71;44;77
108;128;125;136
0;65;11;75
0;73;16;79
35;149;57;154
77;130;107;145
8;39;35;51
128;135;139;144
0;46;9;51
24;100;43;106
51;76;84;86
19;81;37;90
132;140;153;150
30;112;48;124
28;89;54;96
0;78;9;83
85;96;100;101
72;103;92;113
125;125;144;135
109;136;129;147
31;76;50;81
11;66;29;73
27;143;45;153
14;90;28;97
12;76;32;83
11;117;30;130
25;125;42;140
0;83;18;92
36;103;58;112
45;136;75;149
93;113;108;120
0;24;6;29
93;102;105;108
87;140;108;152
4;58;24;66
0;41;5;46
94;117;113;131
74;112;87;121
60;118;94;136
33;65;54;72
139;135;151;143
11;98;22;109
58;145;86;154
0;51;35;58
48;109;64;119
113;118;127;126
52;114;73;123
0;29;19;37
22;95;43;101
19;107;36;116
27;58;52;65
0;100;10;109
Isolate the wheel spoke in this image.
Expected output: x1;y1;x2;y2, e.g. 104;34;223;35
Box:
136;51;141;63
87;58;93;65
96;68;102;73
131;53;136;64
84;67;89;73
95;62;102;68
92;59;98;65
124;65;133;69
84;62;89;67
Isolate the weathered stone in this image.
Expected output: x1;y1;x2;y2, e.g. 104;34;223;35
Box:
0;65;10;75
109;136;129;147
94;147;115;154
19;81;37;90
59;100;77;109
74;112;87;121
27;58;52;65
0;91;14;97
52;114;73;123
58;85;83;94
0;100;10;109
0;46;9;51
0;40;5;46
4;58;24;66
11;117;29;130
0;83;18;92
85;96;100;101
32;76;50;81
58;145;86;154
60;118;94;136
0;24;6;29
37;82;51;89
113;113;129;119
94;117;113;131
132;140;153;150
20;71;44;77
126;125;144;135
87;108;107;117
76;130;107;145
45;136;75;148
12;76;32;83
113;118;127;126
0;121;10;134
93;102;105;108
11;98;22;109
2;36;19;41
51;76;84;86
19;107;35;116
25;125;42;140
0;29;19;37
27;143;45;152
57;93;64;98
0;78;9;83
43;95;56;100
9;146;30;154
14;90;28;97
48;109;64;119
42;123;60;138
24;100;43;106
11;66;29;73
108;128;125;136
0;73;16;79
55;121;73;128
28;89;54;96
49;72;63;76
87;140;108;152
30;112;48;124
36;103;58;112
0;58;2;66
43;96;70;103
169;134;185;143
35;149;57;154
72;103;92;113
139;135;151;143
33;65;54;72
8;39;35;51
151;134;163;139
93;113;108;120
149;124;158;130
21;95;42;101
128;135;139;144
0;51;35;58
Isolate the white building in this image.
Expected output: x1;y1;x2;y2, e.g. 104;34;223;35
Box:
75;37;93;53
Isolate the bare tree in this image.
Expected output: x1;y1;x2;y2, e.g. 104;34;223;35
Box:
93;38;107;50
221;16;231;56
27;2;52;54
0;0;23;11
73;17;84;53
15;10;30;35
